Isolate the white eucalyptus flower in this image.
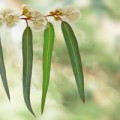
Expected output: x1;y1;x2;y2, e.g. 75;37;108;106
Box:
54;6;80;21
5;14;20;27
0;9;20;28
29;11;44;20
33;18;47;30
1;9;13;17
64;5;80;21
0;14;4;26
22;5;44;20
22;4;47;30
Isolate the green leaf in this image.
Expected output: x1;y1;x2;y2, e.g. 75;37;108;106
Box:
61;21;85;102
22;26;35;116
0;38;10;100
41;22;55;114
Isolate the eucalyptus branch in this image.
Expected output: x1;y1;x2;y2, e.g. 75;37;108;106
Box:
0;4;84;117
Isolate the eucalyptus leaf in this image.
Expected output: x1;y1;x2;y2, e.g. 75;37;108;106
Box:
61;21;85;102
41;22;55;114
22;26;35;116
0;38;10;100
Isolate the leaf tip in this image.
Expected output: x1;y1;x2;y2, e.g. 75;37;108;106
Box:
41;95;46;115
8;95;10;101
80;93;85;103
41;110;43;115
32;113;37;118
41;101;45;115
26;104;36;117
82;97;85;103
29;109;36;117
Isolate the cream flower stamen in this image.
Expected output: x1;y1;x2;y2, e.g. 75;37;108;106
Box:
29;11;44;20
22;4;44;20
0;9;20;28
64;5;80;21
1;9;13;17
54;5;80;22
33;17;47;30
21;4;47;30
5;14;19;27
0;14;4;26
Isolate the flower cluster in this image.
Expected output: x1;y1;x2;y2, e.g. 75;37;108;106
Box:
0;9;19;28
50;5;80;22
0;5;80;29
22;5;47;30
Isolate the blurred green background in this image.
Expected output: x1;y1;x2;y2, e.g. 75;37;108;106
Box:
0;0;120;120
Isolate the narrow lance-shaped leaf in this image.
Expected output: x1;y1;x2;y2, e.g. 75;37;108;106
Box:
61;21;85;102
22;26;35;116
0;38;10;100
41;22;55;114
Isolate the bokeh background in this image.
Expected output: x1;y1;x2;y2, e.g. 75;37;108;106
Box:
0;0;120;120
